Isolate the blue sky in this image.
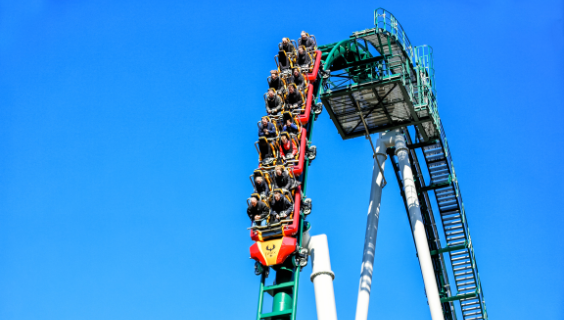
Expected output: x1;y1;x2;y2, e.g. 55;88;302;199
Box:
0;0;562;319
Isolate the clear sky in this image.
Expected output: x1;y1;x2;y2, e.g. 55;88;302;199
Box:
1;0;563;319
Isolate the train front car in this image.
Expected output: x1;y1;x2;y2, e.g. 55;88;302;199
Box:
249;186;302;267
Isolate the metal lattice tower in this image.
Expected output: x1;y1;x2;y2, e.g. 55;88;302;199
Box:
318;8;488;320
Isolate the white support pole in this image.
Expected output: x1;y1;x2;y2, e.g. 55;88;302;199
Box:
355;133;388;320
393;133;445;320
306;233;337;320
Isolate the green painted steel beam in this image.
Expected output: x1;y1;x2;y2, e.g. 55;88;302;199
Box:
321;39;373;73
440;292;478;303
422;177;452;192
260;309;293;320
430;243;467;256
264;282;295;296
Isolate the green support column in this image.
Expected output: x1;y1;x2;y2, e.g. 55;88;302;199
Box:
272;268;294;317
256;273;266;320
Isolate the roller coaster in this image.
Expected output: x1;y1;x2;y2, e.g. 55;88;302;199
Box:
246;8;488;320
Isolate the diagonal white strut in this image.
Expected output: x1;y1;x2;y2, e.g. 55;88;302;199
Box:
355;133;388;320
355;130;445;320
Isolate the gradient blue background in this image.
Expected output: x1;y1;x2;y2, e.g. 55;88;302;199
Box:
1;1;562;319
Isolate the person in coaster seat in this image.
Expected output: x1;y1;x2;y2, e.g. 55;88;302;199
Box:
279;132;298;161
269;190;293;223
284;84;304;112
273;165;300;193
283;118;299;136
278;37;295;74
248;194;270;227
268;70;286;94
298;31;316;52
265;88;284;115
289;68;306;90
253;176;270;200
281;112;300;136
258;116;277;140
258;136;276;166
296;46;312;70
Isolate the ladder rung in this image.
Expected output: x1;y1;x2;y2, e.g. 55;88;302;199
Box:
458;285;477;291
447;235;466;241
461;299;480;306
440;204;459;211
428;161;447;167
435;187;454;195
439;208;460;216
264;281;295;295
446;229;464;236
454;265;472;271
426;157;446;164
444;225;462;231
260;309;293;319
454;270;474;277
430;168;449;175
455;275;474;282
438;199;457;206
442;216;461;223
448;239;466;246
456;280;476;286
462;306;480;312
423;147;442;154
450;248;469;256
436;194;455;201
451;254;469;261
452;260;470;267
431;172;450;179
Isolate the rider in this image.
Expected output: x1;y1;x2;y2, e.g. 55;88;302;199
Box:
283;118;299;136
289;68;306;90
298;31;316;51
285;84;303;111
258;117;276;139
247;195;270;227
279;133;298;160
278;38;295;73
273;165;298;192
296;46;311;69
265;88;283;115
269;190;293;223
253;176;270;199
268;70;285;94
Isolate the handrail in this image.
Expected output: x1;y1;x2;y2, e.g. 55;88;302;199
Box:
374;8;437;96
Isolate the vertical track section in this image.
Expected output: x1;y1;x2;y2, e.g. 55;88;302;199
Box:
255;52;323;320
387;131;457;320
416;122;489;320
